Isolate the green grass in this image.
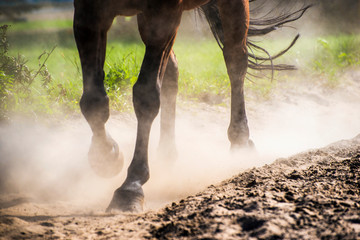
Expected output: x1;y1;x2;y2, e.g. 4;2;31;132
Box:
175;40;229;98
103;42;143;111
2;18;360;119
312;35;360;85
2;19;73;32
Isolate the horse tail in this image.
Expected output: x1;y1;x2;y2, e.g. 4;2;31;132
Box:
199;0;312;79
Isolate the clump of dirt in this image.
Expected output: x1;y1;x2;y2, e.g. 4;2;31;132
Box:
147;135;360;240
1;135;359;239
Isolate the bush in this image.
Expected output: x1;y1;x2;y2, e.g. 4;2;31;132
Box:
104;51;139;111
0;25;53;121
313;35;360;84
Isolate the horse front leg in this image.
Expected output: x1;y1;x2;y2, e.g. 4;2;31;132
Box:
107;10;182;212
74;5;123;178
219;0;254;149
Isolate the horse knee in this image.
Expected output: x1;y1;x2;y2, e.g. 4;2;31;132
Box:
133;82;160;123
80;90;110;129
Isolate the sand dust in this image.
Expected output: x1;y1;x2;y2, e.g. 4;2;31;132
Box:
0;70;360;239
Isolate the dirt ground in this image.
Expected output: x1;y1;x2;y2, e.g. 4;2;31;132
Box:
0;134;359;239
1;71;360;239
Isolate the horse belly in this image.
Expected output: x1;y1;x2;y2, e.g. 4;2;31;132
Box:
111;0;143;16
183;0;211;10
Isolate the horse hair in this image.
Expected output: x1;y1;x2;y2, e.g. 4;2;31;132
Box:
198;0;312;80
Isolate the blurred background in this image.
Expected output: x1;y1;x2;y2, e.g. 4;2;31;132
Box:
0;0;359;120
1;0;359;30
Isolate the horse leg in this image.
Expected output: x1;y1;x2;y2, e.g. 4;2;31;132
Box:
219;0;254;149
158;50;179;160
107;9;182;212
74;3;123;177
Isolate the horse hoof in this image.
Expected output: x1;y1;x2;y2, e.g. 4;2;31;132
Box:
231;139;256;151
248;139;255;149
88;135;124;178
106;188;144;213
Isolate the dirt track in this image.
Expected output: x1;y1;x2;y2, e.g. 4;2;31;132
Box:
1;70;360;239
1;134;360;239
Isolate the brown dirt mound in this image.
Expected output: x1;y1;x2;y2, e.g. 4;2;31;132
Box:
1;135;360;239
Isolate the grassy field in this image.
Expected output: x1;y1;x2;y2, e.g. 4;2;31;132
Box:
1;17;360;120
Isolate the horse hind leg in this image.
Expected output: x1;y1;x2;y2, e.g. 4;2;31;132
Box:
218;0;254;149
74;4;124;178
158;50;179;161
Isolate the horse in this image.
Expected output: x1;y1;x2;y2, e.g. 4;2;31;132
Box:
73;0;311;212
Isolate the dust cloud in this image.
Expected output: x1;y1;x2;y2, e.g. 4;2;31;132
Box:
1;72;360;211
1;1;360;213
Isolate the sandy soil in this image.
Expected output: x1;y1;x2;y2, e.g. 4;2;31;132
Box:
1;71;360;239
0;134;359;239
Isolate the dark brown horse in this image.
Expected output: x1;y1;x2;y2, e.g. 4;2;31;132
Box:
73;0;310;212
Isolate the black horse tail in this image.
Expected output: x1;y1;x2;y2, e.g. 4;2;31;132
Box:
198;0;312;79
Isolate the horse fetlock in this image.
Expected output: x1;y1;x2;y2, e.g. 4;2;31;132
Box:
230;139;255;151
228;122;250;146
127;162;150;186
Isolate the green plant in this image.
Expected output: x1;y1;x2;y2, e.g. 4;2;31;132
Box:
0;70;14;119
2;19;73;32
104;51;139;111
0;25;55;121
6;17;360;115
313;35;360;85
